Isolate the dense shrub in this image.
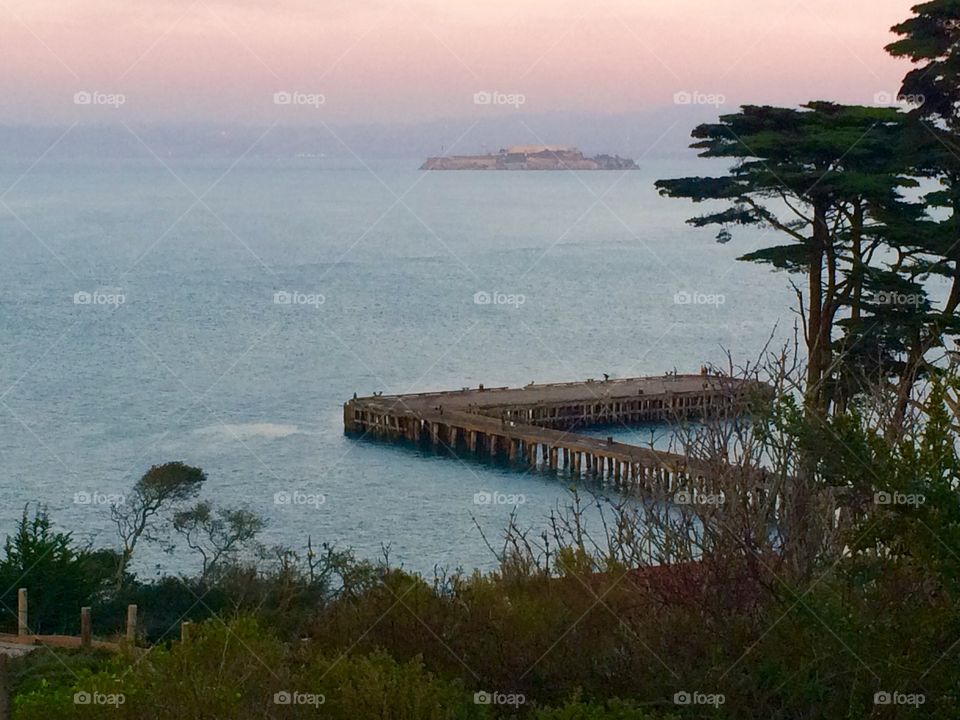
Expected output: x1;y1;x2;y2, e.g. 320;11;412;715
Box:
14;618;487;720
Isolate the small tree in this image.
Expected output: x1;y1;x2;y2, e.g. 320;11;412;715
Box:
111;462;206;588
0;506;116;633
173;501;265;582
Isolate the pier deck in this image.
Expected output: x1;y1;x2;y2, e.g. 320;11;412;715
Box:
344;374;769;495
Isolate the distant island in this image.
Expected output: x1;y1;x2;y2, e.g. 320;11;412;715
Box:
420;144;638;170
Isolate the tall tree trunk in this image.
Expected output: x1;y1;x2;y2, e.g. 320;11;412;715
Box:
806;202;830;413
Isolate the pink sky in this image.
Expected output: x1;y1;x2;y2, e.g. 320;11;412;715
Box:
0;0;917;124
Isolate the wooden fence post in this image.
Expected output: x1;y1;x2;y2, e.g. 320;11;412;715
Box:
126;604;137;644
181;621;191;643
0;654;9;720
16;589;27;638
80;607;91;648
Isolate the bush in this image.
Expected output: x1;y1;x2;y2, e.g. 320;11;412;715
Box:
532;699;678;720
14;617;487;720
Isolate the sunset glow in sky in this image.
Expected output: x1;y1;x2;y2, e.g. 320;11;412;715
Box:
0;0;918;124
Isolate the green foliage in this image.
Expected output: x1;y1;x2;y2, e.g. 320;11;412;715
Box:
532;698;677;720
172;500;265;580
13;618;487;720
655;102;935;411
0;506;116;634
9;647;115;698
888;0;960;128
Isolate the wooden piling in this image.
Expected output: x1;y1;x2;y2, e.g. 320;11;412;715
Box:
0;655;9;720
80;607;91;647
16;589;26;637
126;604;138;644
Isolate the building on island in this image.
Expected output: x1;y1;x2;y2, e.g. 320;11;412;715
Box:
421;145;638;170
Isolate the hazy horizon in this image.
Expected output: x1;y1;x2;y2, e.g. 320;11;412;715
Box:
2;0;917;128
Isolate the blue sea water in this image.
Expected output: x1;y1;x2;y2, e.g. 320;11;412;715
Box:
0;157;794;575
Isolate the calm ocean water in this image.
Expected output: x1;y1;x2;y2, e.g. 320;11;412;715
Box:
0;158;793;575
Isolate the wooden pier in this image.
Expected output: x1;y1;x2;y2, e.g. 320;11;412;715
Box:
344;374;769;496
